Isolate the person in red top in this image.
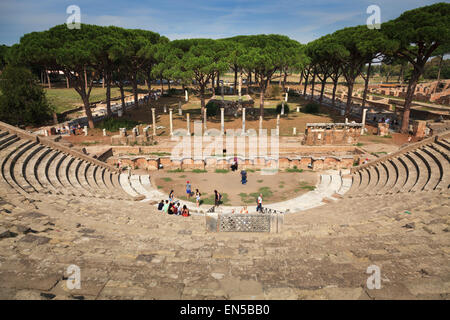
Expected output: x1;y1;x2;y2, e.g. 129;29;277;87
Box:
182;205;190;217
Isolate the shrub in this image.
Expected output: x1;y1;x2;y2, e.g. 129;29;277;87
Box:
276;103;290;115
302;102;320;114
206;101;220;117
98;117;139;132
0;66;54;126
268;85;281;98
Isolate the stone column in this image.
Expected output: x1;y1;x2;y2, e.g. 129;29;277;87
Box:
169;108;173;136
296;106;300;113
238;73;242;101
185;90;188;102
220;108;224;135
242;108;246;134
164;105;167;113
178;101;182;115
103;129;107;137
285;92;288;102
203;108;207;131
281;101;285;115
259;115;263;132
84;125;88;136
276;114;280;136
151;108;156;136
293;127;297;135
187;113;190;136
361;108;368;134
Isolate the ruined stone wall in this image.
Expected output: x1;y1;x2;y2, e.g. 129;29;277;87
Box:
303;123;362;146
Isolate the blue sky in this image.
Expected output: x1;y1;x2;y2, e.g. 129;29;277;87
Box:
0;0;445;45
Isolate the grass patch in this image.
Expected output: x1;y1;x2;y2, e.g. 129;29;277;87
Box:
168;168;184;173
157;186;163;189
382;135;392;138
257;179;263;183
149;152;171;157
215;169;229;174
355;143;364;147
98;117;139;132
192;169;207;173
162;177;172;182
286;166;303;173
299;181;315;191
80;141;99;146
179;175;187;178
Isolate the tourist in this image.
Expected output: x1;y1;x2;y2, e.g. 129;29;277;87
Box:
231;157;238;171
182;205;190;217
157;200;164;211
256;193;263;212
214;190;221;207
169;190;174;202
195;189;201;207
186;181;192;198
118;159;122;171
241;170;247;185
162;200;169;213
168;203;174;215
240;206;248;214
175;203;181;215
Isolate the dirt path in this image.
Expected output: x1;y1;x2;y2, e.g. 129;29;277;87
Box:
151;170;318;206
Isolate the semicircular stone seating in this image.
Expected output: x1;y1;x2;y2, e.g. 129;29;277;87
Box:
347;132;450;198
0;126;133;201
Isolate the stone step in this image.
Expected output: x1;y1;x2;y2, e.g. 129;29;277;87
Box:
356;168;371;194
416;148;440;191
408;152;429;192
377;159;397;195
435;139;450;152
9;141;39;194
390;157;408;194
399;154;418;193
28;146;52;193
119;173;139;197
57;154;80;196
1;140;34;196
423;145;450;189
21;144;46;193
363;165;380;195
0;134;19;150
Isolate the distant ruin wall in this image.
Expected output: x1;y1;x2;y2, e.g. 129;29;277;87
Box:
303;123;362;146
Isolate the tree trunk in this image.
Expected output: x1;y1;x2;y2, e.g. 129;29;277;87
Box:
259;79;265;118
278;70;282;87
147;74;152;96
81;94;95;129
345;81;354;117
160;78;164;93
401;69;421;133
332;79;338;106
66;76;70;89
84;67;88;91
234;68;238;95
216;73;220;92
303;70;309;97
319;80;326;104
299;70;304;86
119;84;126;112
310;72;316;100
105;72;112;117
46;69;52;89
362;62;372;108
283;71;288;92
200;85;206;124
102;75;105;89
132;72;138;107
436;55;443;86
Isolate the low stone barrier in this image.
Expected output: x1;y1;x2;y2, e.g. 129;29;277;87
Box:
106;155;356;171
205;213;283;233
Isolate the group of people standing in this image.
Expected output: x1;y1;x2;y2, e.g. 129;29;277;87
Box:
186;181;223;208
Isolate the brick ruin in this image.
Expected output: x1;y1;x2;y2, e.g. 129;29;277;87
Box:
303;123;362;146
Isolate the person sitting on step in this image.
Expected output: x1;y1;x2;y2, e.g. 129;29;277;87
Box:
182;205;190;217
157;200;164;211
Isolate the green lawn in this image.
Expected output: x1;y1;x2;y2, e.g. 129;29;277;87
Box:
44;86;136;114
